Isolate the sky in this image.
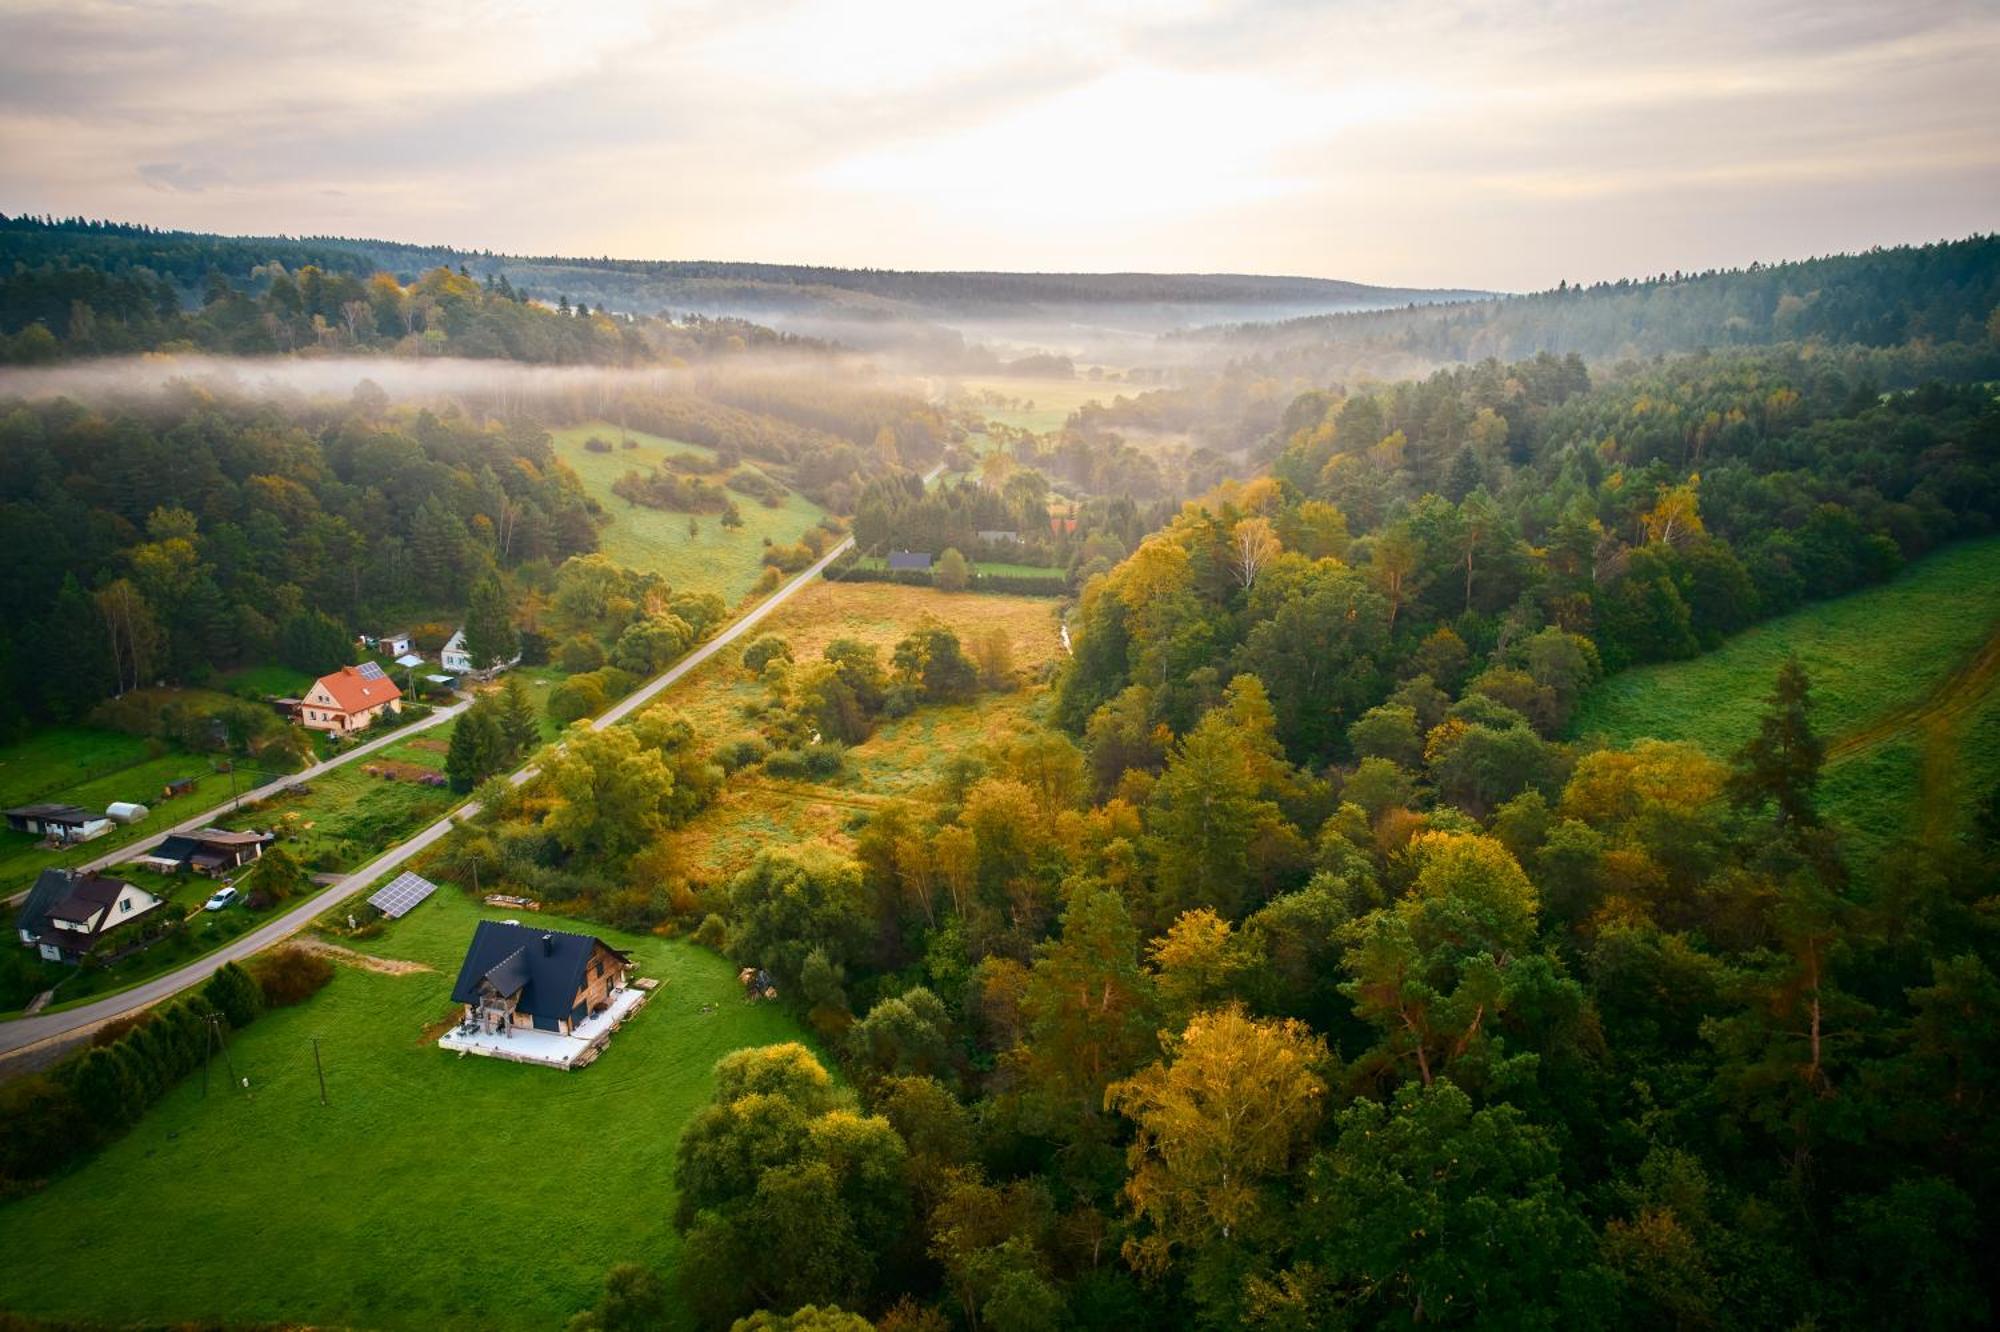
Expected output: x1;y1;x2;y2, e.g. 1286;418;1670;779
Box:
0;0;1996;290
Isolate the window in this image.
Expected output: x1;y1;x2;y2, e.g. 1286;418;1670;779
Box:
120;899;131;913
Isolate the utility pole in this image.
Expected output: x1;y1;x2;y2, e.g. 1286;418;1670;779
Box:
311;1036;328;1106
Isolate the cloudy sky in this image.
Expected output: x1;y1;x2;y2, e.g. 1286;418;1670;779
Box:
1;0;1995;289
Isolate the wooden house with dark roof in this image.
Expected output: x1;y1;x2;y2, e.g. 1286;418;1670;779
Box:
448;921;632;1037
15;869;164;963
151;827;274;876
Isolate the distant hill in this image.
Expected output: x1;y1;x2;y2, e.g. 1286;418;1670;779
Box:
0;215;1487;335
1177;233;2000;379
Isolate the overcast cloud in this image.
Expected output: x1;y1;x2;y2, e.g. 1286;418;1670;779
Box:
0;0;1994;288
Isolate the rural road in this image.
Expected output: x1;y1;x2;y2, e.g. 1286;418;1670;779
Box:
0;485;923;1064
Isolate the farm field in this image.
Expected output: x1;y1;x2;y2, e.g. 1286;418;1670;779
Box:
665;579;1065;880
0;889;815;1332
1572;537;2000;863
548;421;831;603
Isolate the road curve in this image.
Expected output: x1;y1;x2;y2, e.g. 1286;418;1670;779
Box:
0;495;908;1061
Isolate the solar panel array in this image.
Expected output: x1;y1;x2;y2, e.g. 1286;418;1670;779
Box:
356;661;388;680
368;870;440;919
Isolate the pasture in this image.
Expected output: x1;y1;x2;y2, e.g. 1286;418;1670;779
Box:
548;421;831;604
951;374;1135;434
1572;537;2000;863
0;889;813;1331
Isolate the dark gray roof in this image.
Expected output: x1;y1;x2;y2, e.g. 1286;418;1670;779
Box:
4;803;102;825
887;550;933;571
448;921;630;1021
16;870;137;937
14;868;74;934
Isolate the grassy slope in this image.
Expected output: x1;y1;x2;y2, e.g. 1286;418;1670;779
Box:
667;579;1063;880
547;421;829;604
0;890;812;1332
1572;537;2000;860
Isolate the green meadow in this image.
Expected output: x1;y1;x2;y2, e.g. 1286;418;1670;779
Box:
548;421;831;604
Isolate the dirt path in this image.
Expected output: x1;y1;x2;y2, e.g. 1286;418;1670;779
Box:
293;937;433;975
1825;619;2000;764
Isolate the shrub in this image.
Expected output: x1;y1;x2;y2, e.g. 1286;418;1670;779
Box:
249;945;336;1007
763;748;810;779
741;634;793;675
202;961;263;1029
584;435;613;453
558;633;608;673
693;914;729;950
716;734;770;772
802;740;847;778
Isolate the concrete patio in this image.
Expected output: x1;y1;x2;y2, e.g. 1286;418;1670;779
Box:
438;985;649;1070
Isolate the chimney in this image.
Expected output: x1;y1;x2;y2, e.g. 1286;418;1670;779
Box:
541;933;553;956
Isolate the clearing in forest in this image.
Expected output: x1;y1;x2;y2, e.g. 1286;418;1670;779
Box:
1573;536;2000;861
547;421;830;603
665;580;1066;880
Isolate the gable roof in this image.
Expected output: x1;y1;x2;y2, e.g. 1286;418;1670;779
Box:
312;664;403;713
887;550;933;570
449;921;631;1021
17;869;145;936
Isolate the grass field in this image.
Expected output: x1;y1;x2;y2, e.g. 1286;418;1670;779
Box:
0;728;225;893
851;554;1065;582
219;663;316;699
1572;537;2000;863
0;889;814;1332
666;580;1065;879
548;421;830;603
951;375;1137;434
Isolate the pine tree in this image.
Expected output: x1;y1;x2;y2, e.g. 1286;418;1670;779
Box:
1729;657;1823;829
446;704;503;791
497;675;540;757
461;572;519;671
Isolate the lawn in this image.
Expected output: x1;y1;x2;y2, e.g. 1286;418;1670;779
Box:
852;554;1065;582
1572;536;2000;865
219;662;316;699
548;421;831;603
0;889;815;1332
664;580;1065;879
0;728;225;895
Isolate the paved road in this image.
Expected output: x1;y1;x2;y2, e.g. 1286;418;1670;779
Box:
0;502;906;1063
4;691;472;906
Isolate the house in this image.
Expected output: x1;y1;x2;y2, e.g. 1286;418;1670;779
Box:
439;921;644;1069
887;550;933;572
150;827;274;876
15;869;164;963
440;627;520;678
3;803;113;845
373;630;414;657
300;662;403;733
